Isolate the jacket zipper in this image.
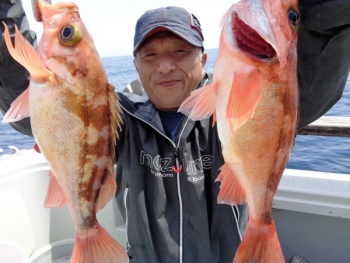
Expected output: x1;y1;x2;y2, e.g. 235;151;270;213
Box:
119;104;190;263
173;117;189;263
123;188;130;251
174;148;183;263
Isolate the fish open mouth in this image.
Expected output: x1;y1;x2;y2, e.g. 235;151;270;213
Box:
232;13;276;60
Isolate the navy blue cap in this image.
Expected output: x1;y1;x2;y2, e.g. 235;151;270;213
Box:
133;6;204;53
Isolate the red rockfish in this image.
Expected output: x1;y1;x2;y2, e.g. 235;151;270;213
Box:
2;0;128;262
179;0;299;262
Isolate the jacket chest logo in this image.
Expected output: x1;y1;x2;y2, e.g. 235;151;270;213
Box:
140;151;212;180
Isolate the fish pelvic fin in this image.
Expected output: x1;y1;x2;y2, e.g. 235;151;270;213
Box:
227;70;261;134
233;218;285;263
216;163;245;205
178;82;218;120
71;224;129;263
3;23;48;83
44;170;66;208
2;88;30;123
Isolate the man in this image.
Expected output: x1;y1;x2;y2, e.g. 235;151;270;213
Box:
115;7;244;262
1;1;350;263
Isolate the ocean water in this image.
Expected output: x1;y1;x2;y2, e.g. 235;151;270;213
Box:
0;49;349;174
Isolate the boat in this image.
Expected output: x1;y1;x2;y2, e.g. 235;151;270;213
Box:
0;116;349;263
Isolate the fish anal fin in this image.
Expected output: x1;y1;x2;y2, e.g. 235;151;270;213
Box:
71;224;129;263
2;88;30;123
178;83;218;120
95;166;116;212
44;170;66;208
3;23;48;83
227;70;261;133
233;218;285;263
216;163;245;205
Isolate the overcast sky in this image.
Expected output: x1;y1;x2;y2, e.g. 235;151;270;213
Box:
22;0;236;58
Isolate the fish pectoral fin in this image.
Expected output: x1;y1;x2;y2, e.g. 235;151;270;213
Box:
216;162;245;205
3;23;49;83
2;88;30;123
95;167;116;212
44;170;66;208
227;70;261;134
178;82;218;120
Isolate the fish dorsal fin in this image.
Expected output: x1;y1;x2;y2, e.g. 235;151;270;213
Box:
3;23;48;83
226;70;261;134
95;83;123;212
2;88;30;123
178;83;218;120
95;166;117;212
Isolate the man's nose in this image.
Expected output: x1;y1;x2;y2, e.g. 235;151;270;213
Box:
157;55;176;74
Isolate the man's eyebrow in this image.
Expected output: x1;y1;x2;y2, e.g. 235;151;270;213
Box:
140;41;193;51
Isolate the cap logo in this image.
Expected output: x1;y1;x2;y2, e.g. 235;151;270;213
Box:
190;14;204;41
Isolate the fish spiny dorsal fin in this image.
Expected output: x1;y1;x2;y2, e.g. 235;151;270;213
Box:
226;70;261;134
108;83;123;160
3;23;48;83
94;83;123;212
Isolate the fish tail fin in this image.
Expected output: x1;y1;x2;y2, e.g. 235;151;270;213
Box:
178;82;218;120
3;23;48;83
234;218;284;263
216;162;245;205
227;70;261;134
44;170;66;208
71;224;129;263
2;88;30;123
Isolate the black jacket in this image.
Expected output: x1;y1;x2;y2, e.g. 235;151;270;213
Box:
115;75;246;262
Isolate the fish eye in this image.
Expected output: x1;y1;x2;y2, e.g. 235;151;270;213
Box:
288;8;300;29
60;24;83;46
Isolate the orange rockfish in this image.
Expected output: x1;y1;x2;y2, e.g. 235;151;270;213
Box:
2;0;128;262
179;0;299;262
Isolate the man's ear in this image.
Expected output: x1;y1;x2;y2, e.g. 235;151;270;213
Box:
133;58;139;73
201;52;208;71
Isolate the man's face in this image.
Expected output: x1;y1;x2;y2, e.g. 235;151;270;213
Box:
134;32;208;111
